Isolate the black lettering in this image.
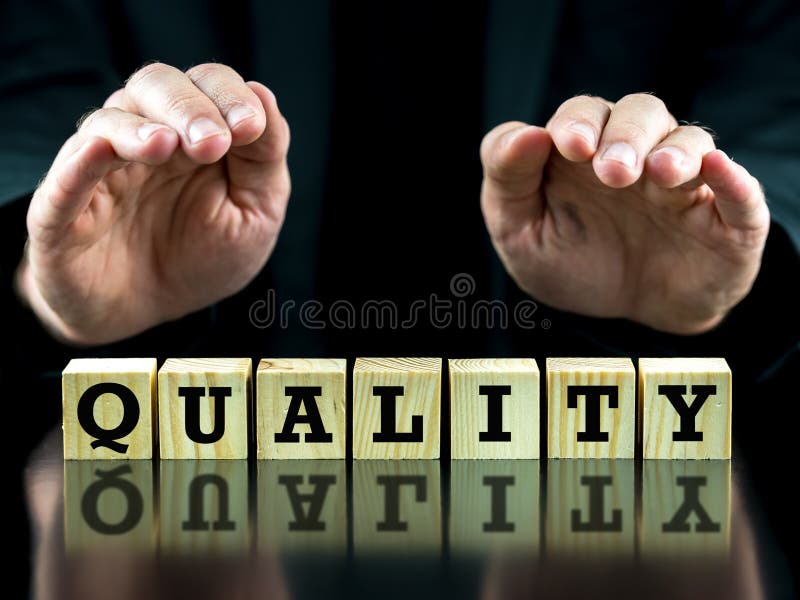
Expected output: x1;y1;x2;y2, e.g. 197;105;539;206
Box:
571;475;622;532
372;386;423;443
479;385;512;442
77;383;140;454
274;386;333;443
663;476;720;533
483;476;515;532
181;474;235;531
376;475;426;531
658;385;716;442
567;385;619;442
81;466;143;535
278;474;337;531
179;386;231;444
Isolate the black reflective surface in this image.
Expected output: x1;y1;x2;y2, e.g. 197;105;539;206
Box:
20;429;793;599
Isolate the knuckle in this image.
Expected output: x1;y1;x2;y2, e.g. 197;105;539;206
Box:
126;62;171;90
163;91;207;117
621;92;667;113
186;62;229;82
610;118;649;139
76;108;102;130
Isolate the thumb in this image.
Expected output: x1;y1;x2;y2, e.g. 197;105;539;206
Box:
480;122;552;242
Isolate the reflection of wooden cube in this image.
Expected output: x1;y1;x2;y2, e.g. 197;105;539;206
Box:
639;358;732;459
353;460;441;554
257;460;347;554
449;359;540;459
353;358;442;459
256;359;346;459
546;459;635;557
64;460;155;551
546;358;635;458
449;460;540;555
159;460;249;554
158;359;251;459
62;358;157;459
641;460;731;558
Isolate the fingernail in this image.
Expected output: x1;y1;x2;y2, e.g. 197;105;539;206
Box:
601;142;637;169
226;105;256;129
566;121;597;147
137;123;168;141
188;117;226;144
650;146;686;167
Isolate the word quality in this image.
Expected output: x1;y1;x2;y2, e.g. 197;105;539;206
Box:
62;357;731;461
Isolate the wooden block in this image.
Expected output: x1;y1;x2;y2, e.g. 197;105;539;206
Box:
353;357;442;459
641;460;731;559
545;459;635;557
64;460;155;551
546;358;635;459
256;358;346;459
158;358;252;459
353;460;441;554
257;460;347;554
449;460;540;556
449;358;540;459
639;358;732;459
62;358;157;460
159;460;249;554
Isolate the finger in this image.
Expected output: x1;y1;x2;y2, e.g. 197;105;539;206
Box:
27;137;120;238
76;107;179;165
225;81;291;215
186;63;267;147
124;62;232;163
480;122;551;241
644;125;716;189
701;150;769;231
594;93;677;188
546;95;612;161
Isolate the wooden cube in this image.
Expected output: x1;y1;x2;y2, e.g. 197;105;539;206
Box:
353;460;441;554
62;358;157;460
353;357;442;459
158;358;252;459
450;358;540;459
159;460;249;554
546;358;635;459
640;460;731;558
64;460;155;551
449;460;540;555
256;358;346;459
545;459;635;557
257;460;347;554
639;358;732;459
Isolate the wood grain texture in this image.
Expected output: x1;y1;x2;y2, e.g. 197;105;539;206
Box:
62;358;157;460
546;358;635;459
639;358;732;459
450;358;540;459
353;357;442;459
352;460;441;554
158;358;252;459
256;358;346;459
449;460;539;555
63;460;155;551
257;460;347;554
159;460;249;554
546;459;635;557
640;460;731;558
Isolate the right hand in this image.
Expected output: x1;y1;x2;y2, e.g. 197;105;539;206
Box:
16;63;291;345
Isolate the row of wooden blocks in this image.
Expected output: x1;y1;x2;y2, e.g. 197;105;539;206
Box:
62;357;732;461
65;459;731;557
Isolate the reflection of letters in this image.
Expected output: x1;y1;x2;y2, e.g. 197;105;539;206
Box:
275;386;333;443
482;476;515;532
179;386;231;444
181;474;236;531
571;475;622;532
658;385;716;442
478;385;512;442
77;383;140;453
278;474;337;531
567;386;618;442
376;475;426;531
372;386;423;443
663;476;721;533
81;466;143;535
